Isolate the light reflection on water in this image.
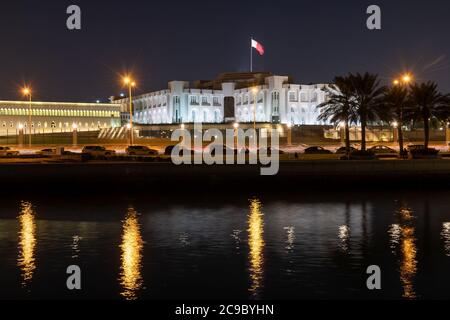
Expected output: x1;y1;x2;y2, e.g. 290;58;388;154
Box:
119;207;144;300
442;222;450;256
1;192;450;300
17;202;37;288
248;198;265;298
389;205;418;299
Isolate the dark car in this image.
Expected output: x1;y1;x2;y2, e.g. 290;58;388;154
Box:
407;144;426;151
304;146;333;154
126;145;159;156
369;145;398;156
335;146;357;154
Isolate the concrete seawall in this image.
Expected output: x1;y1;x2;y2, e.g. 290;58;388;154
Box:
2;160;450;192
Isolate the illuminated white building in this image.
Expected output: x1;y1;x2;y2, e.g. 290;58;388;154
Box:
0;100;121;136
113;72;329;126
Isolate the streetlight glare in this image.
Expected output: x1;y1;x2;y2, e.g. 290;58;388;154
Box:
22;87;31;96
402;74;412;83
393;79;400;86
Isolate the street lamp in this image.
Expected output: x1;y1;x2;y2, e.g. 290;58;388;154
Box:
123;76;136;146
392;73;413;155
233;122;239;149
22;87;32;148
393;73;413;86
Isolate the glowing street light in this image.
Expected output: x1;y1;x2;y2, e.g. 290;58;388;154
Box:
21;87;33;148
122;76;136;146
402;74;412;83
393;73;413;86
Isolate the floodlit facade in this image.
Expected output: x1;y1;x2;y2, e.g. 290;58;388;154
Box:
113;72;330;126
0;100;121;136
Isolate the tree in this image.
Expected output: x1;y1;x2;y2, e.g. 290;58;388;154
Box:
380;85;410;155
408;82;449;149
348;73;386;151
317;76;357;156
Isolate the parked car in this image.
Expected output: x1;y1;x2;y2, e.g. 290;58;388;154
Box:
0;146;19;157
36;148;57;156
126;145;159;156
369;145;398;156
407;144;426;151
304;146;333;154
335;146;357;154
82;146;116;157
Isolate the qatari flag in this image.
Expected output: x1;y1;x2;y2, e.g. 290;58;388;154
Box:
251;39;265;56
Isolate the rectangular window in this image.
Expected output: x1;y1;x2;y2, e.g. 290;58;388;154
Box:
289;92;298;102
190;96;199;105
301;93;308;102
201;97;210;105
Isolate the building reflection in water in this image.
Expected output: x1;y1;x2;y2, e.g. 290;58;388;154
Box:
119;207;144;300
389;205;418;299
284;226;295;252
71;235;82;259
248;198;265;298
338;225;350;253
441;222;450;257
231;229;242;252
17;201;37;288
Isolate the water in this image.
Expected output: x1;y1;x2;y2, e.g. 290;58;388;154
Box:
1;190;450;300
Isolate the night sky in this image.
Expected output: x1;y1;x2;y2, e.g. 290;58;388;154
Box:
1;0;450;102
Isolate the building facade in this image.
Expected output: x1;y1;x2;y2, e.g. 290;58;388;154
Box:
0;100;121;136
113;72;330;126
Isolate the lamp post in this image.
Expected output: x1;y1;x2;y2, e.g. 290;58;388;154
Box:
233;122;239;149
287;123;293;146
22;87;32;148
72;123;78;146
392;73;413;155
123;76;136;146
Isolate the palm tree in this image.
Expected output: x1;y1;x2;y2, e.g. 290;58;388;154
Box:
348;73;386;151
317;75;356;156
408;82;449;149
380;85;410;155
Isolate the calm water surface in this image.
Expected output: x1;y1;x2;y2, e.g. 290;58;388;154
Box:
1;191;450;300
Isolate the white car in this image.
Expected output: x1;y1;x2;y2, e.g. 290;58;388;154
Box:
82;146;116;157
0;146;19;157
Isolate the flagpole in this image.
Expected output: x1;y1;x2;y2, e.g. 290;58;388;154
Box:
250;37;253;72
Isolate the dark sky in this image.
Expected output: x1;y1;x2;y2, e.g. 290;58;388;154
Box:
1;0;450;102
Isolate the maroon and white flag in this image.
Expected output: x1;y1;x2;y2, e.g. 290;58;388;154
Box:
251;39;265;56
